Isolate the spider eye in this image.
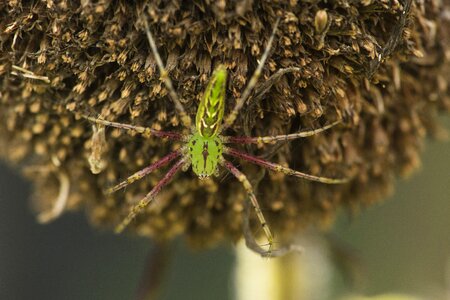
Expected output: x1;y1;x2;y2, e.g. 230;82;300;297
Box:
199;174;208;180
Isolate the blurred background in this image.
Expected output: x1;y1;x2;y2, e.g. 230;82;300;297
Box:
0;118;449;300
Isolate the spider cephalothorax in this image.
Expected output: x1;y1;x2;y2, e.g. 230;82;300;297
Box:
83;16;348;256
188;132;223;179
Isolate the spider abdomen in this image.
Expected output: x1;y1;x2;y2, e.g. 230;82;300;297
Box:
195;65;227;138
188;132;223;179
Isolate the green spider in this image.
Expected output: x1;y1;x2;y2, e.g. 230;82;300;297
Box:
83;17;348;256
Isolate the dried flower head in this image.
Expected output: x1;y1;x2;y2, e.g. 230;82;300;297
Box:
0;1;448;250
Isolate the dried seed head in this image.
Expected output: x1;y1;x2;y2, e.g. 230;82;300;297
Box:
0;1;449;250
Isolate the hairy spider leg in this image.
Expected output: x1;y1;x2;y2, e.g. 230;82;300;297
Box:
81;116;185;141
225;147;349;184
223;120;341;144
242;206;304;257
220;158;274;256
115;158;188;233
141;16;192;128
221;17;280;131
106;150;182;194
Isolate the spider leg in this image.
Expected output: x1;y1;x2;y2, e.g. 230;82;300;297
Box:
223;120;340;144
106;150;182;194
242;201;303;257
221;17;280;131
115;158;187;233
250;66;302;107
82;115;185;141
220;158;275;256
141;15;192;128
225;147;349;184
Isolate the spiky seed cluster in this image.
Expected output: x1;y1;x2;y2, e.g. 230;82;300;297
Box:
0;1;449;249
